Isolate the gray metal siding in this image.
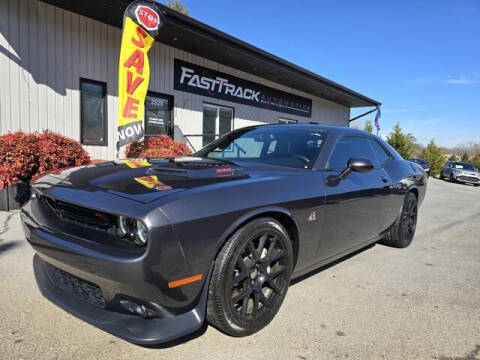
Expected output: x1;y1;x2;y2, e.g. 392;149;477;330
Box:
0;0;350;158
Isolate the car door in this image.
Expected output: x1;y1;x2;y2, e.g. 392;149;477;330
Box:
319;136;393;258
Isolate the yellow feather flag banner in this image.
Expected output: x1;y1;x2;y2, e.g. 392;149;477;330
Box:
117;1;165;152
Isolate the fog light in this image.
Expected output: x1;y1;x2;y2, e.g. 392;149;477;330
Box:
120;299;156;318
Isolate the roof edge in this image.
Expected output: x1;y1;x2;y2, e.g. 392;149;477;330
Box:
157;4;381;107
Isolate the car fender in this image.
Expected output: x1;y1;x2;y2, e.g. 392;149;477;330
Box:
214;205;299;255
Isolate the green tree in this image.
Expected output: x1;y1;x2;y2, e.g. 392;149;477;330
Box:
165;0;189;15
461;151;470;162
448;154;457;161
471;153;480;171
364;119;374;133
386;122;414;159
421;139;446;177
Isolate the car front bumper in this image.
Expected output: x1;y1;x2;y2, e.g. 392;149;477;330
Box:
21;195;213;345
33;254;211;345
453;174;480;184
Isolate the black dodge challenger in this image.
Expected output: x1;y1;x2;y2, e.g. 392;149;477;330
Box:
22;124;427;345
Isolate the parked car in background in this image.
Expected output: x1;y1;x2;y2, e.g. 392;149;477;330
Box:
22;124;427;345
409;158;430;177
440;161;480;186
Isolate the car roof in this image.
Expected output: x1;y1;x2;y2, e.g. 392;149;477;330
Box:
451;161;474;165
244;123;376;137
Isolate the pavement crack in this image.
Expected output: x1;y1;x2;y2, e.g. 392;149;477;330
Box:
0;212;16;237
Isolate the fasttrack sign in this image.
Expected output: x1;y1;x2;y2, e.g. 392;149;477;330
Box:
174;59;312;118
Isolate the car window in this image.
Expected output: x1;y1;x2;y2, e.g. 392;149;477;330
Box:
369;139;391;167
326;136;377;171
196;127;327;169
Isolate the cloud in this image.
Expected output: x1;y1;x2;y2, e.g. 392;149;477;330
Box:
406;73;479;85
445;76;476;84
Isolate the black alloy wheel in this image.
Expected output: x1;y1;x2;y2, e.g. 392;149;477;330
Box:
207;217;293;337
229;230;288;322
379;192;418;248
402;196;417;244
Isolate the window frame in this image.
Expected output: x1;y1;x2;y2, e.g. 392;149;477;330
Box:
202;103;235;147
324;135;388;171
80;78;108;146
368;138;393;168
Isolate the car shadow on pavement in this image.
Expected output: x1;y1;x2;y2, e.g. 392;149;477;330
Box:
290;243;375;286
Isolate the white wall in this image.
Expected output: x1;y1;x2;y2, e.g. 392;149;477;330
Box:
0;0;350;158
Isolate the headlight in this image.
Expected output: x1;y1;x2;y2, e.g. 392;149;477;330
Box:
135;220;148;246
118;216;148;246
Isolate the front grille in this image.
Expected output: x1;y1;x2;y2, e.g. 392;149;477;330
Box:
458;176;479;183
40;195;117;231
46;262;106;308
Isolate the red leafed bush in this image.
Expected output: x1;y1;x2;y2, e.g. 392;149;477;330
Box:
0;132;39;189
0;131;90;189
37;131;90;175
125;136;191;159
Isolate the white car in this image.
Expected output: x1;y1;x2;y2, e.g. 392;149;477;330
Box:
440;161;480;186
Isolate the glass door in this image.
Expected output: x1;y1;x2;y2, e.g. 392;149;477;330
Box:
144;92;173;137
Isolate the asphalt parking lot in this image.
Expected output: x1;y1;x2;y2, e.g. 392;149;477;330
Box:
0;178;479;360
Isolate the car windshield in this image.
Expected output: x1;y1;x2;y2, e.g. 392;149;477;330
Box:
452;162;476;171
194;126;327;169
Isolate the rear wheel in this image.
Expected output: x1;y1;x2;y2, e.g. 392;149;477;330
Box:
206;217;293;337
379;192;418;248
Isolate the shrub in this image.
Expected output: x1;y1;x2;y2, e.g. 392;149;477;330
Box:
125;136;191;159
0;132;39;189
0;131;90;189
37;131;90;174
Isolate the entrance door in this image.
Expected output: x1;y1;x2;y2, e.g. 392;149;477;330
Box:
144;92;173;137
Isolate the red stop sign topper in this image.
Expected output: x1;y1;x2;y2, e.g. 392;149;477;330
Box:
135;5;160;31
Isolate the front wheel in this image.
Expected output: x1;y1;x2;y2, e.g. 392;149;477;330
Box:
206;217;293;337
379;192;418;248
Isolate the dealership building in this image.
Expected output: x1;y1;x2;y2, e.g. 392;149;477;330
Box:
0;0;380;159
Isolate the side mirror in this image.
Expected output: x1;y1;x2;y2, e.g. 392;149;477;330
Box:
327;157;374;183
348;158;374;173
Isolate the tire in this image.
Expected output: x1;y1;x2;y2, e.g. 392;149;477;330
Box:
450;173;455;182
379;192;418;248
439;172;444;180
206;217;293;337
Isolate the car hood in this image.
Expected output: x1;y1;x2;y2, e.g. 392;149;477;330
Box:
33;158;288;204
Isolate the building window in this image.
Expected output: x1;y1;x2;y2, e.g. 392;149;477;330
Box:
80;78;107;146
202;104;233;146
279;118;298;124
145;92;174;137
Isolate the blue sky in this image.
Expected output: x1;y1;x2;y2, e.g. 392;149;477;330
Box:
177;0;479;147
